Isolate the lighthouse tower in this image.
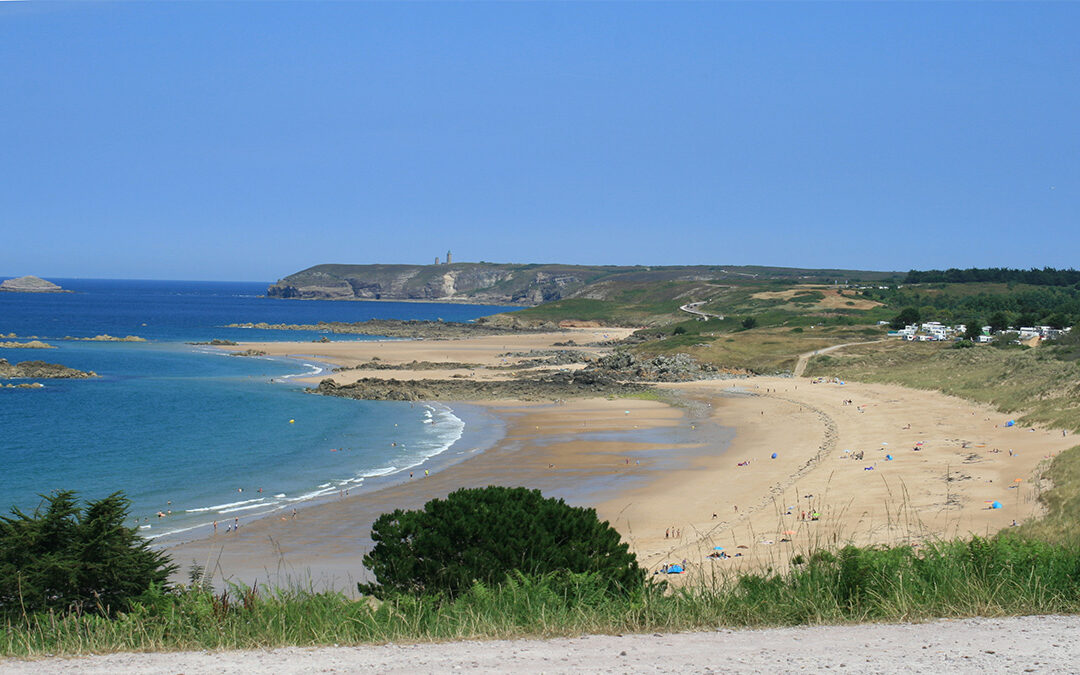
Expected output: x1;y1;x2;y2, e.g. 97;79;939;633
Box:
446;250;452;265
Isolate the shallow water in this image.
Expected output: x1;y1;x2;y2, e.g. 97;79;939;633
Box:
0;279;517;537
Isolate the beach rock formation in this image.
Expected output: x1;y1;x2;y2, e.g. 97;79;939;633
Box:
0;340;55;349
314;372;646;402
0;275;66;293
0;359;97;379
588;352;730;382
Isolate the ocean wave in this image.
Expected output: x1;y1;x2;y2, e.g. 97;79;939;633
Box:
278;361;328;380
363;466;396;478
218;501;275;514
185;497;265;513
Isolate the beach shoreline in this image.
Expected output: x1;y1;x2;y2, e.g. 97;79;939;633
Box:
165;330;1079;592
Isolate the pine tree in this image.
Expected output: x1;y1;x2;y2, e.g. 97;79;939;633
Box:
359;486;643;598
0;491;175;616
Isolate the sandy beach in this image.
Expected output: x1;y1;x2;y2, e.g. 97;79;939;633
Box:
167;330;1077;590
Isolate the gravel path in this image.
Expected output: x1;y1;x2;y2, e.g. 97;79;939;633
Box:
4;615;1079;673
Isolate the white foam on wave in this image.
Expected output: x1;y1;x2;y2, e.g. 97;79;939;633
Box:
278;361;328;380
286;486;339;502
363;466;396;478
218;501;274;514
186;497;265;513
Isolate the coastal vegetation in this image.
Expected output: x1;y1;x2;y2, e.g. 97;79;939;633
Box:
5;535;1080;656
359;486;643;599
0;492;174;619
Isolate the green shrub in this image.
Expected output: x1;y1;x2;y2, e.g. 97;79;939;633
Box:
359;486;644;599
0;491;175;617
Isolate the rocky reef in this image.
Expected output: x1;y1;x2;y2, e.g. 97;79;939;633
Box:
0;276;67;293
0;359;97;379
63;335;146;342
0;340;55;349
313;370;647;402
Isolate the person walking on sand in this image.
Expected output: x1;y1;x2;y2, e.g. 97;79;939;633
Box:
213;520;217;533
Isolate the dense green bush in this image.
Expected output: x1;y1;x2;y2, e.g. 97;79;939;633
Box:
359;486;644;599
0;491;175;616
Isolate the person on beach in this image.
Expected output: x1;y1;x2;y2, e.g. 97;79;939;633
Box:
213;520;217;533
234;516;239;530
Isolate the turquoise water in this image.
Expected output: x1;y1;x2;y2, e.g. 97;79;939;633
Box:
0;280;516;539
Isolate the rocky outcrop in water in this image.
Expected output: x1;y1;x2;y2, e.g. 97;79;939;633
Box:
0;276;67;293
0;359;97;379
0;341;55;349
63;334;146;342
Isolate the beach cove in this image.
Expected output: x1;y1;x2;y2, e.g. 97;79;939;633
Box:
166;328;1079;591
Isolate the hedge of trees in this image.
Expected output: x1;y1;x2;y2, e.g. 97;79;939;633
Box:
905;267;1080;287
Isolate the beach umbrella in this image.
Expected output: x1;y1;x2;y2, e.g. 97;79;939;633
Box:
885;454;893;461
714;546;724;551
771;452;778;459
991;501;1004;509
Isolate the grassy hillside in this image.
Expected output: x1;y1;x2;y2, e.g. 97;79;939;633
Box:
803;341;1080;432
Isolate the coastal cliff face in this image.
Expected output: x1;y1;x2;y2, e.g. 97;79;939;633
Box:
0;275;66;293
267;263;610;305
266;262;896;306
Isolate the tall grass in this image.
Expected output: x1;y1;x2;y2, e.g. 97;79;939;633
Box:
5;536;1080;657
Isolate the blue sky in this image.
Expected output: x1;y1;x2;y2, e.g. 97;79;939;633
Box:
2;2;1077;281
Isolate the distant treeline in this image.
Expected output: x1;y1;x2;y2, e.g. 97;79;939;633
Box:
905;268;1080;287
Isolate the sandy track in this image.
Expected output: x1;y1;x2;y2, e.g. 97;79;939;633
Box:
5;615;1077;673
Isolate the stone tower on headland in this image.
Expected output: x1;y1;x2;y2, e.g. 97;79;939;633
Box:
446;250;452;265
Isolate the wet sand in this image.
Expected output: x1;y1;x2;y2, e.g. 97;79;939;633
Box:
167;396;695;591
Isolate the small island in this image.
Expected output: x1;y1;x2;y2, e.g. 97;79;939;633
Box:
0;358;97;380
0;275;68;293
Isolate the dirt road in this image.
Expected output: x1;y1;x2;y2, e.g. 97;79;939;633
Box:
4;615;1077;673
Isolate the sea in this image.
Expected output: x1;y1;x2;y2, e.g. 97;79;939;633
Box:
0;279;517;541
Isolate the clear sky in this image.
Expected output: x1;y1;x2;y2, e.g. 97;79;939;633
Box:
2;2;1077;281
